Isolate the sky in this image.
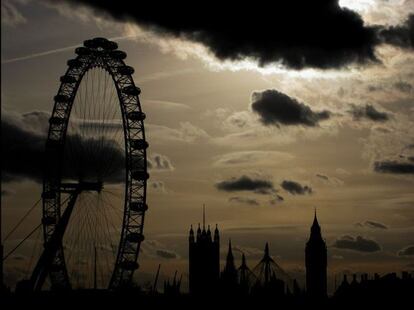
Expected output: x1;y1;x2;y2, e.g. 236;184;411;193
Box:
1;0;414;292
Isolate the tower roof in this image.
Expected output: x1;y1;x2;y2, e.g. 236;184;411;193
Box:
312;208;320;228
224;239;236;273
308;209;324;243
240;253;247;268
262;242;272;262
227;240;234;261
214;224;219;241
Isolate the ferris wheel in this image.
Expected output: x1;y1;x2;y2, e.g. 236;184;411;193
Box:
26;37;149;291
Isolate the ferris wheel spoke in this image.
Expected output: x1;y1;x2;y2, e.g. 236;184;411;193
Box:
99;194;121;259
95;195;114;286
100;192;124;226
65;196;89;278
98;70;110;164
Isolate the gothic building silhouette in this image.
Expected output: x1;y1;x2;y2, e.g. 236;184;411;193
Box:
305;210;327;299
220;240;238;294
188;208;220;295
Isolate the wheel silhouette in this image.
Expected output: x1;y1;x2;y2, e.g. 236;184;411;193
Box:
36;37;148;290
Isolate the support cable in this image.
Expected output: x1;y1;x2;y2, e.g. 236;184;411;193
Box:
3;197;41;242
3;224;42;261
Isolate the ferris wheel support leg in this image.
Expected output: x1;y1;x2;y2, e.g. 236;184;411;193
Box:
29;190;80;292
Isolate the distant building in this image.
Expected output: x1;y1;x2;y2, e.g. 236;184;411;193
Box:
188;208;220;295
305;210;327;299
334;272;414;305
220;240;238;294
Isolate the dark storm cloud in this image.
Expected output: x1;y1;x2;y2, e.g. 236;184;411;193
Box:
215;175;274;193
1;112;46;182
228;196;259;206
281;180;312;195
333;235;381;253
378;14;414;49
1;110;126;183
374;160;414;174
355;221;388;230
63;0;383;69
398;245;414;257
349;104;389;122
251;90;330;127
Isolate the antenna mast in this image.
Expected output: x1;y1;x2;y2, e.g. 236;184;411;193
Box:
203;204;206;229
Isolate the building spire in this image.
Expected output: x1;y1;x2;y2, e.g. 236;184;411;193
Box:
224;239;236;273
227;239;233;259
313;208;318;226
214;224;219;242
264;242;269;258
310;208;321;238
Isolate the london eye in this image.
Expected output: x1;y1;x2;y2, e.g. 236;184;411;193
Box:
26;37;149;291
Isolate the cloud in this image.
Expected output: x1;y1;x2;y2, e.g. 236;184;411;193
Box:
378;14;414;49
148;154;174;171
223;111;253;130
251;90;330;127
332;235;381;253
332;255;344;260
145;99;191;109
64;0;382;69
232;245;264;259
156;249;177;259
147;122;209;143
316;174;329;181
150;181;166;192
355;221;388;230
1;0;26;27
349;104;389;122
281;180;312;195
269;194;284;205
212;151;293;167
215;175;275;194
393;81;413;93
141;240;179;259
1;111;48;182
315;173;344;186
226;225;298;232
374;160;414;174
228;196;259;206
1;110;126;183
398;245;414;257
